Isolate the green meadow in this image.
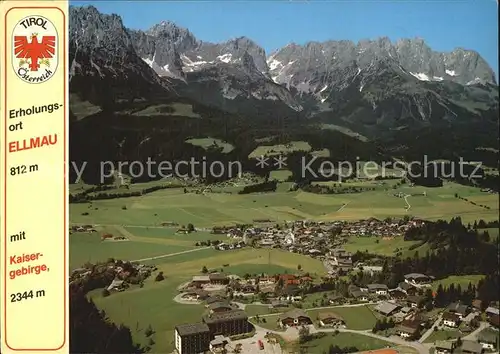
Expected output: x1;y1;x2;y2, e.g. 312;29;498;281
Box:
71;181;498;230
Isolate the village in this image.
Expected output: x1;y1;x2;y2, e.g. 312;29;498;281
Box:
171;267;499;354
211;217;425;272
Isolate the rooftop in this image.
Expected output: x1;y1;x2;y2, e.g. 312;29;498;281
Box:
486;306;500;315
175;322;210;336
478;327;499;343
460;340;483;353
318;312;344;321
279;308;310;320
404;273;429;280
203;310;248;324
375;302;400;315
208;301;232;310
367;283;388;290
435;341;454;350
442;312;461;321
209;273;228;280
396;324;418;334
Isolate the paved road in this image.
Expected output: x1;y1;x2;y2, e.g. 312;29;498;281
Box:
337;202;349;212
404;194;412;211
418;313;442;343
131;247;211;262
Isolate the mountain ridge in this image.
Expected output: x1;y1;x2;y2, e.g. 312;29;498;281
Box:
68;5;498;163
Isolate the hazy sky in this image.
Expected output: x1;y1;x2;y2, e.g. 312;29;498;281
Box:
72;0;499;77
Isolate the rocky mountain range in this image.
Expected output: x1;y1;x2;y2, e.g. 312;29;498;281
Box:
68;5;498;184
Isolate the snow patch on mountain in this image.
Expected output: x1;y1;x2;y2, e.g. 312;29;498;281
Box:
411;72;430;81
217;53;233;63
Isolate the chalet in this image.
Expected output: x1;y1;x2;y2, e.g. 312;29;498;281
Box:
192;275;210;285
349;286;369;302
278;309;312;328
238;284;255;294
389;289;408;300
317;312;345;327
276;274;300;286
435;340;456;354
396;318;422;339
460;340;483;354
374;302;401;316
270;300;288;309
279;285;302;302
328;295;344;305
206;295;227;305
485;306;499;318
442;312;461;328
404;273;431;285
472;299;483;311
395;323;418;339
359;265;383;274
398;306;413;318
398;282;417;295
367;284;389;295
447;302;469;320
407;295;425;308
478;328;498;350
258;277;275;285
209;274;229;285
462;312;479;327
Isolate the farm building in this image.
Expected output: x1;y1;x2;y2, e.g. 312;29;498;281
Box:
278;309;312;328
317;312;345;327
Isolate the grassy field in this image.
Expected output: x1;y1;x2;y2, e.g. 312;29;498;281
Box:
423;329;461;343
69;232;195;270
270;169;293;181
70;181;499;228
131;102;201;118
69;224;206;269
245;304;293;316
343;235;425;257
298;332;391;353
307;305;379;330
431;275;486;291
320;124;369;142
248;141;312;158
185;137;234;153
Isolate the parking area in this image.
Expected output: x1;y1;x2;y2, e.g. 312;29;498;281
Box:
229;333;283;354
